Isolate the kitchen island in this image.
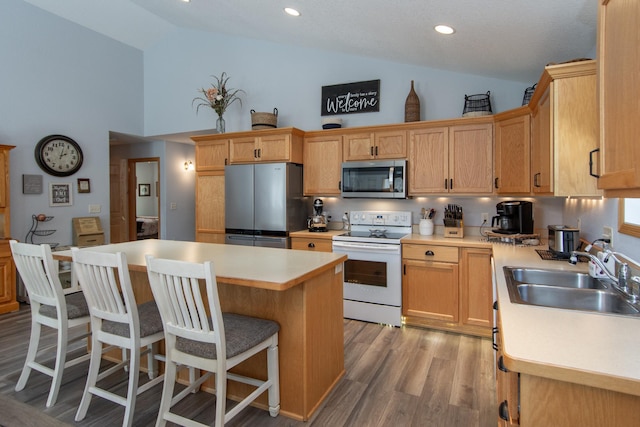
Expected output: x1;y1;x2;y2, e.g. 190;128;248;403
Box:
55;239;347;421
493;244;640;426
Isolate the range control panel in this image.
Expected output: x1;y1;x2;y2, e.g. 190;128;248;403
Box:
348;211;412;227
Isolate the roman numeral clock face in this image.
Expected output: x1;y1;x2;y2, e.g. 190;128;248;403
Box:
34;134;84;177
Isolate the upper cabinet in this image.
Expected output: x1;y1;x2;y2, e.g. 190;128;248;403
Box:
192;137;229;171
303;133;343;196
494;107;531;194
597;0;640;196
343;129;407;161
227;127;304;164
409;120;493;195
528;60;601;197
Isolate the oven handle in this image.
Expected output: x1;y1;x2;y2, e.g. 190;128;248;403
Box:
332;241;401;253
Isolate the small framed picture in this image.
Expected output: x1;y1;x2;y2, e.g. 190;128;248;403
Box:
77;178;91;193
23;174;43;194
49;182;73;207
138;183;151;197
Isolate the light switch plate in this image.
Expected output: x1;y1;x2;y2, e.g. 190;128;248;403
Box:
88;204;101;213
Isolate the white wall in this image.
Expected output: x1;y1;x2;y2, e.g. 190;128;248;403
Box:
1;0;143;245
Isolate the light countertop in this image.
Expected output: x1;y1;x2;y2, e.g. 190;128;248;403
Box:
492;244;640;396
54;239;346;292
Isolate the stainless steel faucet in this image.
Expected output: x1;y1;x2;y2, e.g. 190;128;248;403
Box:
570;249;640;302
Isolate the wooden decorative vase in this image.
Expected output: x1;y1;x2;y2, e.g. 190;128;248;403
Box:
404;80;420;122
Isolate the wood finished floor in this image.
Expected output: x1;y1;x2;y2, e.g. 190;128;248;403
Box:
0;304;496;426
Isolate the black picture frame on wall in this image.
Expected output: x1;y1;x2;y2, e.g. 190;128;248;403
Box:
321;79;380;116
138;183;150;197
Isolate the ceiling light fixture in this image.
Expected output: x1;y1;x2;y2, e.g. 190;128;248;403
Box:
434;25;455;35
284;7;301;17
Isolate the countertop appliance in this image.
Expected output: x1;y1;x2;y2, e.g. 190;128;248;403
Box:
225;163;310;248
341;160;407;199
332;210;412;327
548;225;580;256
307;198;327;232
491;201;534;235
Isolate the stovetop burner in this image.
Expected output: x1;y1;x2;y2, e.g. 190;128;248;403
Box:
339;230;409;240
333;210;413;244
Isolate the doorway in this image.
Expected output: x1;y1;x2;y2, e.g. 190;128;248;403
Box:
128;158;160;240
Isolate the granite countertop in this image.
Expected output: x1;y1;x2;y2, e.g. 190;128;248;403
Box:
492;244;640;396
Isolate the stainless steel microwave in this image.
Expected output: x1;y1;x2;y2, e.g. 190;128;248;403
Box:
341;160;407;198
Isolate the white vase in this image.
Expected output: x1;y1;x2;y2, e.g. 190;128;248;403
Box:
419;218;434;236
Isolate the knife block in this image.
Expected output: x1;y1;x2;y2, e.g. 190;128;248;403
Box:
444;225;464;238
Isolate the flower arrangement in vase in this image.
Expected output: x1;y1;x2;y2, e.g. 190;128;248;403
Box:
192;72;244;133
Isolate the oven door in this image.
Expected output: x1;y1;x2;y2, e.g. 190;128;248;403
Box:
332;241;401;306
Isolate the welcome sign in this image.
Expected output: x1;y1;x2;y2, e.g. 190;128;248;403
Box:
321;79;380;116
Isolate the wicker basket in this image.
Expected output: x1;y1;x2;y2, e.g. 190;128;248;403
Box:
251;108;278;130
462;91;492;117
522;84;536;106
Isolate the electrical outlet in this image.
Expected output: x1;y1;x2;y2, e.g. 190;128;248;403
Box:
88;204;101;213
481;213;489;224
603;226;614;248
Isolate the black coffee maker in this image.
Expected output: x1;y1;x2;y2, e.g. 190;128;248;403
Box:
492;201;534;235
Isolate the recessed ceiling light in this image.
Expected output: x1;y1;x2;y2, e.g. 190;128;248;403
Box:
284;7;301;17
181;0;190;3
434;25;455;35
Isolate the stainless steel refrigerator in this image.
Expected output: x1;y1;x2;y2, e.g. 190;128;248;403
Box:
225;162;310;248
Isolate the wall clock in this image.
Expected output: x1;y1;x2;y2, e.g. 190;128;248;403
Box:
34;134;84;177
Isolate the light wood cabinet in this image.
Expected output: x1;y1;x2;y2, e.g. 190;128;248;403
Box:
194;170;225;244
291;236;333;252
192;138;229;171
343;129;406;161
528;60;601;197
597;0;640;196
531;88;552;194
303;134;343;196
494;107;531;194
0;145;17;314
495;310;520;426
228;128;304;164
408;120;493;195
402;242;491;337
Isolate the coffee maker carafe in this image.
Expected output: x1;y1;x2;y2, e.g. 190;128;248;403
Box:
307;199;328;232
491;201;534;235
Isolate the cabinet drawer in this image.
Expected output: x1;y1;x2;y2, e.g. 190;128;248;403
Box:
77;233;105;247
403;244;459;263
291;238;333;252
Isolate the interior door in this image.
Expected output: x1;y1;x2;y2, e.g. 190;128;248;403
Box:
109;158;128;243
127;158;160;240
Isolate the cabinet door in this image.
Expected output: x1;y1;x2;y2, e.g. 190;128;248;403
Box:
598;0;640;195
291;237;333;252
553;74;601;197
195;139;229;171
460;248;492;329
0;149;7;208
0;251;18;314
229;136;258;163
258;133;291;162
343;133;374;160
303;135;343;195
374;130;407;159
495;113;531;194
195;171;225;243
449;123;494;194
408;127;449;194
402;258;459;323
531;88;553;194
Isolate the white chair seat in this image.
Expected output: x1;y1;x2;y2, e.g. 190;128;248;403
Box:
176;313;279;359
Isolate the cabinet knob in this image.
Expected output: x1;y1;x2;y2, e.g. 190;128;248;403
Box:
494;177;499;189
308;242;315;248
492;327;499;351
533;172;540;187
589;148;600;178
425;250;435;256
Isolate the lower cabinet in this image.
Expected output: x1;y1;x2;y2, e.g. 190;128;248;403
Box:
291;236;333;252
0;240;18;314
402;243;492;337
195;171;225;244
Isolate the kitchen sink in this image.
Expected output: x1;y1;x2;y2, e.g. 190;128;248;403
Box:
507;267;607;289
504;267;640;316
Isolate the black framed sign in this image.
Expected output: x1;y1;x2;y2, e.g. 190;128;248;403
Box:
321;79;380;116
